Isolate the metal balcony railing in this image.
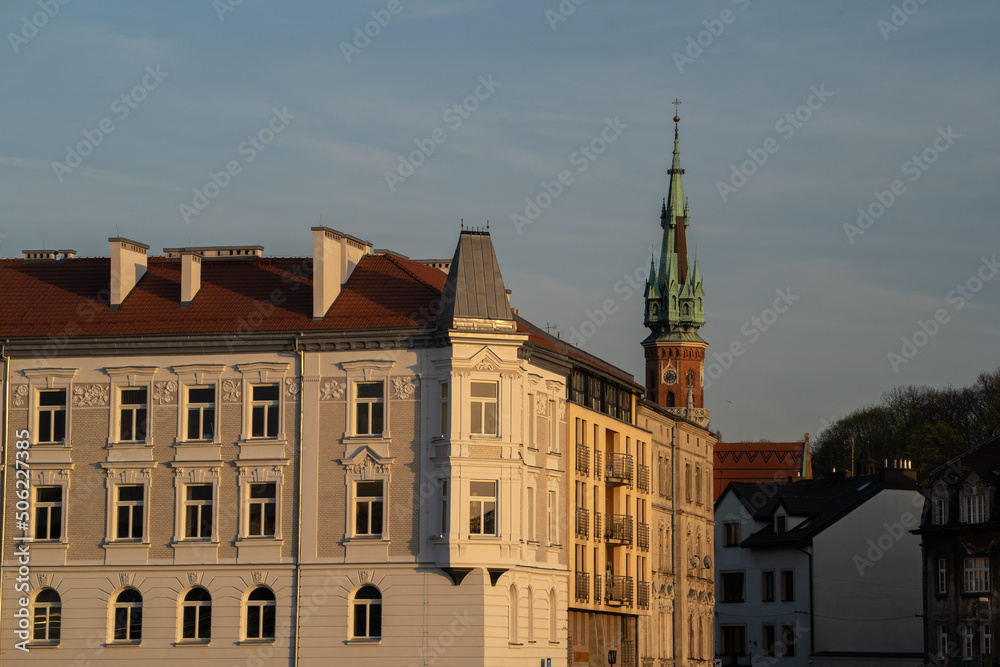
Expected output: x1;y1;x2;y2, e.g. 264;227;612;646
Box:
638;463;650;492
637;522;650;550
605;514;633;546
605;575;633;607
638;581;650;609
575;443;590;475
594;574;602;604
594;511;602;542
605;452;634;487
575;571;590;602
594;450;602;480
575;507;589;538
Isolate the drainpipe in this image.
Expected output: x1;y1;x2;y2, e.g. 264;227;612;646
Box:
796;545;814;658
0;343;9;660
293;339;305;667
671;423;682;664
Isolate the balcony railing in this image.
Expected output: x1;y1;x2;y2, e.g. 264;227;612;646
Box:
575;443;590;475
638;463;650;492
637;522;650;550
594;574;602;604
594;511;602;542
605;514;633;546
575;571;590;602
621;639;636;664
605;575;633;607
638;580;650;609
575;507;589;538
605;452;634;487
594;450;602;480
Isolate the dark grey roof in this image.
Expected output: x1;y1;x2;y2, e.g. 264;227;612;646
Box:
436;231;513;329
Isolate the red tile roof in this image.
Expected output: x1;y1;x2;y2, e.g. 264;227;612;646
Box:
714;441;812;501
0;253;448;338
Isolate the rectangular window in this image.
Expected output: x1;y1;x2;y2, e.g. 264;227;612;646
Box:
355;481;384;536
964;557;990;593
250;385;280;438
695;465;702;504
183;484;214;539
937;558;947;595
720;625;746;655
355;382;384;436
762;623;776;656
119;388;148;441
470;481;497;536
781;623;796;657
685;464;691;501
938;624;948;658
186;387;216;440
470;382;498;436
780;570;794;601
933;497;947;525
721;572;745;603
527;487;535;540
547;490;557;543
37;389;67;443
761;570;775;602
116;485;144;540
34;487;62;540
965;494;987;523
723;522;741;547
964;623;974;658
439;381;449;436
440;480;448;534
983;623;992;655
248;483;277;537
775;515;787;535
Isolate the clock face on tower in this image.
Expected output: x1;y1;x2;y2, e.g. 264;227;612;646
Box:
663;368;677;385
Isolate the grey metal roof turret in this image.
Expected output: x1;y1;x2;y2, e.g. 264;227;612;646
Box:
436;230;516;331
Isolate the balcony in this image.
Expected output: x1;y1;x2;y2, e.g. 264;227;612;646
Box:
605;452;633;487
605;514;633;546
621;639;636;664
575;507;589;538
594;511;602;542
594;450;602;480
594;574;602;604
637;522;650;550
605;575;633;607
575;571;590;602
638;463;650;492
575;443;590;475
638;580;650;609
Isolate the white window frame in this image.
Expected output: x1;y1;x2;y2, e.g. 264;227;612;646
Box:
933;496;947;525
178;587;212;643
36;388;68;445
185;386;217;442
353;381;386;437
964;491;987;524
439;380;449;437
104;468;153;545
964;557;990;593
470;480;498;537
249;384;281;439
964;623;974;658
350;585;383;641
937;558;947;595
33;485;63;542
104;367;158;448
983;623;992;656
172;365;225;446
939;623;949;659
22;369;77;449
353;479;385;538
236;362;291;445
470;380;500;438
243;586;277;642
172;468;221;545
109;588;143;644
527;486;535;541
27;470;69;545
247;482;278;538
237;466;286;544
547;489;558;545
724;522;741;547
30;588;61;645
341;360;395;440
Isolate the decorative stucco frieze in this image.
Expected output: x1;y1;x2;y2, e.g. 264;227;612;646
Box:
72;384;109;406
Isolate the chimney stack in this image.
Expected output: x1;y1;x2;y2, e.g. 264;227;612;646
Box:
311;227;372;320
180;251;203;307
109;237;149;309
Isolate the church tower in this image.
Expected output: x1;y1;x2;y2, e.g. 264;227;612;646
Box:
642;102;709;427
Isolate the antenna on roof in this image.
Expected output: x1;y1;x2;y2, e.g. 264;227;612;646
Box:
486;220;490;232
461;219;464;231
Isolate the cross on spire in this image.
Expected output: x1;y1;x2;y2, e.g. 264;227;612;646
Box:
672;97;681;117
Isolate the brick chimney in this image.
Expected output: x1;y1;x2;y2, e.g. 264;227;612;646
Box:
109;237;149;309
180;251;203;307
311;227;371;320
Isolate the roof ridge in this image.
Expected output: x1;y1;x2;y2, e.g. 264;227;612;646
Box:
381;253;442;292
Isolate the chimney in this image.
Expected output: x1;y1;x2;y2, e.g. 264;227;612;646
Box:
311;227;371;320
180;251;203;307
109;237;149;309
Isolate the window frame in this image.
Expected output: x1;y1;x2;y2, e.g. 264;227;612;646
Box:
469;480;498;537
781;622;796;657
350;585;383;641
117;387;149;444
938;623;948;659
104;470;152;545
964;490;987;524
963;623;974;658
438;380;449;437
719;624;747;656
720;571;745;603
179;587;212;643
110;588;143;644
341;360;396;441
21;369;76;449
937;558;947;595
470;380;499;437
104;367;158;448
353;380;386;437
181;483;215;542
36;388;68;445
354;480;385;538
246;482;278;539
761;623;776;656
184;385;217;442
30;588;61;645
249;384;281;440
33;485;63;541
723;522;741;547
761;570;775;603
780;569;795;602
243;586;276;642
963;556;990;593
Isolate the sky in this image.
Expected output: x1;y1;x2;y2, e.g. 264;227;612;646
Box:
2;0;998;442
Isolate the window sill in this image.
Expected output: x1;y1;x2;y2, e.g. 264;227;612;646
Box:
26;641;60;649
237;639;276;646
344;535;388;543
468;535;500;540
345;638;382;645
102;540;149;547
173;640;211;647
105;641;142;647
344;434;392;443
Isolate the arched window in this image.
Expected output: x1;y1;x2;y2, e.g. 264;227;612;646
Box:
351;585;382;640
112;589;142;642
181;587;211;642
245;587;276;641
666;392;675;408
508;584;518;643
32;588;61;644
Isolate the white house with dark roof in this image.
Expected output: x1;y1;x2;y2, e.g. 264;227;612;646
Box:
713;465;924;667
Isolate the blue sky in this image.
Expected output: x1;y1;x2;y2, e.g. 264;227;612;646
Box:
2;0;998;441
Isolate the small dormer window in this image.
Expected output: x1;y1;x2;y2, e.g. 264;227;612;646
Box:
775;516;786;535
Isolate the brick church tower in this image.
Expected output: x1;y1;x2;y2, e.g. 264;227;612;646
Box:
642;104;709;427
